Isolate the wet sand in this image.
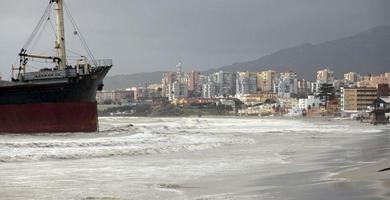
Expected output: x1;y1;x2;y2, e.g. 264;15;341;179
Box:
181;122;390;200
257;127;390;200
333;159;390;199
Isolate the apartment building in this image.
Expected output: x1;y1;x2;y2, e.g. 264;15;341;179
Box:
341;87;377;112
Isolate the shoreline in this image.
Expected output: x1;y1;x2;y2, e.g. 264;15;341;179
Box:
98;114;381;124
1;117;388;199
180;118;390;199
287;125;390;200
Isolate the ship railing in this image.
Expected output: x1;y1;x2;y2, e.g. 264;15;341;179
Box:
23;69;63;81
21;68;78;81
92;59;113;67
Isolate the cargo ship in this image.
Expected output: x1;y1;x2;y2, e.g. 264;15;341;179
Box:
0;0;112;133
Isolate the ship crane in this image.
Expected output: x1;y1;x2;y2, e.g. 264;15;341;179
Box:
13;0;96;81
18;48;62;74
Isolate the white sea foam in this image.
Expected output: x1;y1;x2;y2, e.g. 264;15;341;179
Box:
0;117;387;200
0;117;384;163
0;118;256;162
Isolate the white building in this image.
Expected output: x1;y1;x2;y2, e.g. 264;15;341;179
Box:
171;82;188;100
161;72;176;98
168;61;188;100
298;95;321;110
202;82;216;98
274;72;298;98
317;68;334;83
344;72;359;83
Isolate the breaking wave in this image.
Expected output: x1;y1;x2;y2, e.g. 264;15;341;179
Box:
1;117;383;163
0;119;255;162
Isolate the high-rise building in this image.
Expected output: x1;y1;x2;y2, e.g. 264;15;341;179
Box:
186;71;201;97
186;71;200;91
377;84;389;97
162;61;189;100
344;72;359;83
171;81;188;99
199;75;209;85
256;73;262;92
257;70;277;92
236;71;257;96
161;72;176;98
297;79;312;95
317;68;334;83
202;82;216;98
310;82;317;94
357;73;390;88
170;61;188;100
274;72;298;98
341;87;377;112
199;75;216;98
211;71;236;97
315;68;335;94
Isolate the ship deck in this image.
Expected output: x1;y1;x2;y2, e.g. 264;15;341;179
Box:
0;80;19;87
0;80;31;88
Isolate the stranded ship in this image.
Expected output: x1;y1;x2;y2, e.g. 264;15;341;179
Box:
0;0;112;133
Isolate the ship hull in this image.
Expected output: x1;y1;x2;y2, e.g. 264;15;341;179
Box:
0;101;98;133
0;65;111;134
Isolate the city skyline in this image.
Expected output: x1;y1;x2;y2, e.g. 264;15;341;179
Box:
97;67;389;120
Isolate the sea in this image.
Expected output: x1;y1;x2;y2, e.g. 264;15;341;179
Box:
0;117;389;200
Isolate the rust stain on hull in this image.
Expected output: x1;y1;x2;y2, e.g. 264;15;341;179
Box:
0;101;98;133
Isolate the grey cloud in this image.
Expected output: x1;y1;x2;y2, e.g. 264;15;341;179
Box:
0;0;389;79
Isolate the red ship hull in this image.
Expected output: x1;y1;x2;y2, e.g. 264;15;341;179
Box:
0;101;98;133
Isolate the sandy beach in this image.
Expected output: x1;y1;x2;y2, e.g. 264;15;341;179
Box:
176;119;390;200
253;127;390;200
333;158;390;199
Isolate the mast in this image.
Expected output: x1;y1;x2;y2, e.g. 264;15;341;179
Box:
53;0;67;70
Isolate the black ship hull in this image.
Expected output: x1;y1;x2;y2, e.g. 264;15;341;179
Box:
0;66;111;133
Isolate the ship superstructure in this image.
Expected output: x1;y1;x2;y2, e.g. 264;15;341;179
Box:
0;0;112;133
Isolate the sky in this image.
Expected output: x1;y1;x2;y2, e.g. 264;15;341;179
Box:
0;0;389;79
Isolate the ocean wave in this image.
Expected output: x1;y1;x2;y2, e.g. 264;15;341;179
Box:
1;117;383;163
0;133;255;162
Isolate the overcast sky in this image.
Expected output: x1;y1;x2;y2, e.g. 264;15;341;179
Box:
0;0;389;79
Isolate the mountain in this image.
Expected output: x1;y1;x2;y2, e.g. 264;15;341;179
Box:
217;26;390;79
103;71;164;90
104;25;390;89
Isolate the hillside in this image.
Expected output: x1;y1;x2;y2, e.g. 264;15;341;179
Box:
103;26;390;89
217;26;390;79
103;71;165;90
